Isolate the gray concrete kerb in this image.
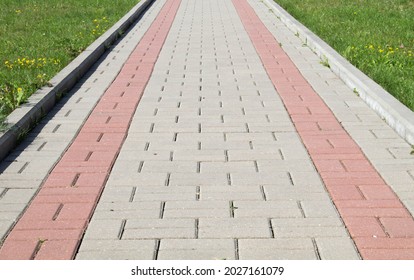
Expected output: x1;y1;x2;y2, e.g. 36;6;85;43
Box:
264;0;414;146
0;0;156;162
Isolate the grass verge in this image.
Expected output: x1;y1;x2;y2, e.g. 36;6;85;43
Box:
0;0;140;130
274;0;414;111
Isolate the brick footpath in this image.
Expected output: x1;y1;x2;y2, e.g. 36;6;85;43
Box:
0;0;413;260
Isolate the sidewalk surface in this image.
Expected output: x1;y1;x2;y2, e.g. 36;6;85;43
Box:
0;0;414;260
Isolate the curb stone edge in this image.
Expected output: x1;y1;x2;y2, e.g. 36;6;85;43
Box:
0;0;156;162
264;0;414;146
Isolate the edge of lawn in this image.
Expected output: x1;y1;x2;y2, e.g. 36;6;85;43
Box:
265;0;414;146
0;0;155;162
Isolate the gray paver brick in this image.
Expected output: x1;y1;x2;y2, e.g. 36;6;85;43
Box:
264;188;331;201
239;249;317;260
239;238;314;250
0;189;37;204
78;239;156;252
227;150;282;161
125;218;195;229
106;172;168;186
76;249;154;260
137;161;198;173
158;250;235;260
234;201;302;218
200;185;263;201
163;209;230;219
116;150;172;161
200;162;257;173
0;212;23;221
83;219;124;240
271;218;344;227
169;173;229;186
123;228;195;239
405;200;414;214
230;172;292;186
300;201;340;218
273;227;349;238
164;201;229;209
158;239;236;260
0;203;32;212
0;220;14;239
173;150;226;161
91;209;161;220
199;218;271;238
315;237;360;260
256;159;316;172
95;202;161;211
239;239;317;260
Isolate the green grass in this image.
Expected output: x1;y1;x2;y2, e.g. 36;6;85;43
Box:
274;0;414;111
0;0;140;129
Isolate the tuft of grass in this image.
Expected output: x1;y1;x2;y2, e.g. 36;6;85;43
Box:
274;0;414;111
320;56;330;68
0;0;140;130
353;88;360;96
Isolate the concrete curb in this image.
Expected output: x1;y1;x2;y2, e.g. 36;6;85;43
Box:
264;0;414;146
0;0;155;162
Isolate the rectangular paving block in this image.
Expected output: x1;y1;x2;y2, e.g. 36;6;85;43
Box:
271;217;344;227
300;200;340;218
173;150;227;161
157;250;235;260
198;218;271;238
0;189;37;204
227;150;283;161
200;161;257;173
200;185;264;201
272;226;349;238
239;248;317;260
95;201;161;211
122;225;195;239
82;219;125;240
106;172;169;186
158;238;235;260
91;209;161;220
76;249;155;260
264;189;331;201
78;239;156;253
231;172;293;186
169;173;229;186
315;237;360;260
233;201;302;218
141;161;198;173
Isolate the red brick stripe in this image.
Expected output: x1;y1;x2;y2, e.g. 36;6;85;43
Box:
232;0;414;259
0;0;181;260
